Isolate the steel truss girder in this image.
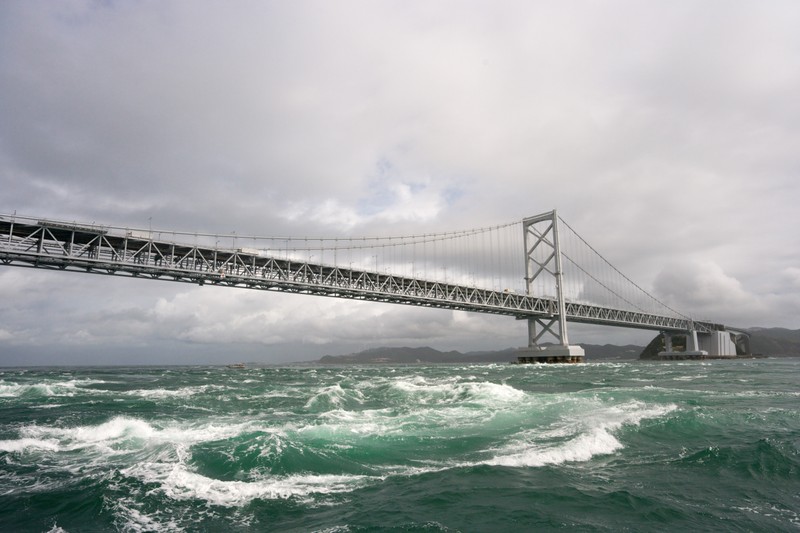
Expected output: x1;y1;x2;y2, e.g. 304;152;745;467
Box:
0;216;719;333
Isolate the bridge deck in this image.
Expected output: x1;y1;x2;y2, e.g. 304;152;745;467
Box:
0;216;721;333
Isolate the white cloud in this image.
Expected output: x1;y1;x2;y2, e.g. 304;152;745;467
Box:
653;260;766;325
280;199;362;230
280;172;452;230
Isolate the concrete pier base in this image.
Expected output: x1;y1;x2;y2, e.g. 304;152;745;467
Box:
657;350;709;360
515;345;585;364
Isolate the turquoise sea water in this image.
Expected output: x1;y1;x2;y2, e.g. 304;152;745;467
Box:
1;358;798;532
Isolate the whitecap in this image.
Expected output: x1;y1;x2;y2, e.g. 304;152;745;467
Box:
304;384;365;411
0;437;61;453
110;498;181;533
9;416;273;459
391;376;526;407
0;378;106;398
485;400;677;468
0;382;27;397
121;461;372;507
486;426;624;467
123;384;228;399
304;408;397;438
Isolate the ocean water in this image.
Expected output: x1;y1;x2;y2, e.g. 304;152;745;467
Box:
1;359;798;532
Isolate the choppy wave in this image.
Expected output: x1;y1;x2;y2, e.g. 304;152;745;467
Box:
0;436;61;453
122;383;230;399
1;360;799;532
0;385;679;509
1;416;278;456
0;378;107;398
486;400;677;467
122;461;373;506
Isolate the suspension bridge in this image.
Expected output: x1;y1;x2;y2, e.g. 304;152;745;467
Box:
0;210;748;362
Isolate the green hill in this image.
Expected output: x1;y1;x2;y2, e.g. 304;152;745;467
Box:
748;327;800;356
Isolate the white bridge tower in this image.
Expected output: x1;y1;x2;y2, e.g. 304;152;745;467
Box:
516;210;585;363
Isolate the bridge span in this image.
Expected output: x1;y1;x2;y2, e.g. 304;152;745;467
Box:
0;211;745;362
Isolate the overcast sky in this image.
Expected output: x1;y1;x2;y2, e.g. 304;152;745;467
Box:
1;1;798;365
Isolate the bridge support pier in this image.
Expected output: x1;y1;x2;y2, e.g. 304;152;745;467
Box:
658;330;708;359
516;344;585;364
516;210;585;364
516;317;585;363
659;329;747;359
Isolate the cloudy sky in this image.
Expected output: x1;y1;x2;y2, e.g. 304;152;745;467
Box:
1;1;798;365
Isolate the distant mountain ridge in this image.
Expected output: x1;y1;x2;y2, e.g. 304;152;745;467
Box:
747;327;800;356
317;343;643;364
316;327;800;364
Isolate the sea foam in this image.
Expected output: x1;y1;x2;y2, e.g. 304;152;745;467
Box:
0;436;61;453
0;378;105;398
121;461;371;507
486;400;677;468
4;416;275;456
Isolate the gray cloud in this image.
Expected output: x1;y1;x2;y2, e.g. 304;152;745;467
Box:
1;1;798;363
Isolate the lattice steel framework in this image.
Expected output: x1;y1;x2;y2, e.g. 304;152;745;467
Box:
0;214;721;333
523;210;572;348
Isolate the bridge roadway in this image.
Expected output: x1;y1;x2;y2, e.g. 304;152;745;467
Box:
0;216;722;334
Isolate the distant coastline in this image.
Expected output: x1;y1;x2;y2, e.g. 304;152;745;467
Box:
315;327;800;364
317;344;643;365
